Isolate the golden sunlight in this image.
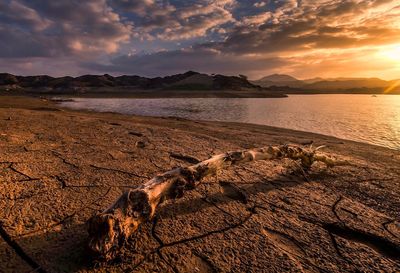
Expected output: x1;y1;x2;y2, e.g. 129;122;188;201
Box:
379;44;400;62
385;79;400;93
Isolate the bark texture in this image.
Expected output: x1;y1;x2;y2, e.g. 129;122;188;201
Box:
87;144;337;260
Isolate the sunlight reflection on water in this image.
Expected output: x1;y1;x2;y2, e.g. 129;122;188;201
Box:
61;94;400;150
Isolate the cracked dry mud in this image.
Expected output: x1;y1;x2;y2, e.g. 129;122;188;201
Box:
0;96;399;273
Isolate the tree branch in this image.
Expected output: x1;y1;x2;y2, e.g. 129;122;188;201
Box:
87;144;339;260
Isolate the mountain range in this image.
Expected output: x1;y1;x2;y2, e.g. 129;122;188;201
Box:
0;71;399;95
0;71;258;92
252;74;400;91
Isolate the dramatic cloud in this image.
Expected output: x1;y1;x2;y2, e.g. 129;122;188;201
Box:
110;0;236;40
216;0;400;54
0;0;132;58
1;0;400;79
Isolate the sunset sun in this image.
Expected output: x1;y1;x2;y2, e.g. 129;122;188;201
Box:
380;45;400;62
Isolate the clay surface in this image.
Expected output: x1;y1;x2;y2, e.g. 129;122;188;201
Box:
0;96;399;272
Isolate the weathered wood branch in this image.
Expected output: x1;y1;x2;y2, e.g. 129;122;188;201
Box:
87;144;338;260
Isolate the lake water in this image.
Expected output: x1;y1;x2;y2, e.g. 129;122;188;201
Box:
60;95;400;150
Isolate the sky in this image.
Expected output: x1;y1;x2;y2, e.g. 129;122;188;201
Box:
0;0;400;80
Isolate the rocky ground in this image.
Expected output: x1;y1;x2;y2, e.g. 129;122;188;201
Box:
0;96;399;272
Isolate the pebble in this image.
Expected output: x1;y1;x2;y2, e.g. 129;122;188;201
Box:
135;141;145;148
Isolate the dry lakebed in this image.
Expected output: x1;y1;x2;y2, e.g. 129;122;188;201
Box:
0;96;399;272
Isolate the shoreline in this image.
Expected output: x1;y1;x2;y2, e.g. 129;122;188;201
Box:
2;95;399;151
0;96;399;272
0;89;288;99
55;95;399;151
3;88;399;100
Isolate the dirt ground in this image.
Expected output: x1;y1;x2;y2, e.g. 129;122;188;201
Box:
0;96;399;272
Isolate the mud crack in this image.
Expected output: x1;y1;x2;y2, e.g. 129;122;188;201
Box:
51;150;79;169
0;222;47;273
382;219;399;239
322;222;400;261
331;196;343;223
145;207;257;272
299;215;400;262
8;163;39;182
156;206;256;250
89;164;149;179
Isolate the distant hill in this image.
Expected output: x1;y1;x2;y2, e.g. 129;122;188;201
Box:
0;71;262;93
253;74;304;88
305;78;389;90
1;71;399;95
252;74;400;93
302;77;324;84
258;74;299;82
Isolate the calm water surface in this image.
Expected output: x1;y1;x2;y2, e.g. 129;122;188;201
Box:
61;95;400;150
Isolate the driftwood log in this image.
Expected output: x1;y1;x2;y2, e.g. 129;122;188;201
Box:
87;144;337;260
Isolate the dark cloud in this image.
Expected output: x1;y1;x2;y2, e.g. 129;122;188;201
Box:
212;0;400;54
0;0;131;58
0;25;52;58
0;0;51;31
110;0;236;40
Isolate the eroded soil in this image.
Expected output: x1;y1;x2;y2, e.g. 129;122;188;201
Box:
0;96;399;272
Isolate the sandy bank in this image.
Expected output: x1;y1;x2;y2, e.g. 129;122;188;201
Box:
1;88;288;98
0;96;399;272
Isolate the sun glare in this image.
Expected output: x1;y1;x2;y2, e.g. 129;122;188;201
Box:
379;45;400;61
